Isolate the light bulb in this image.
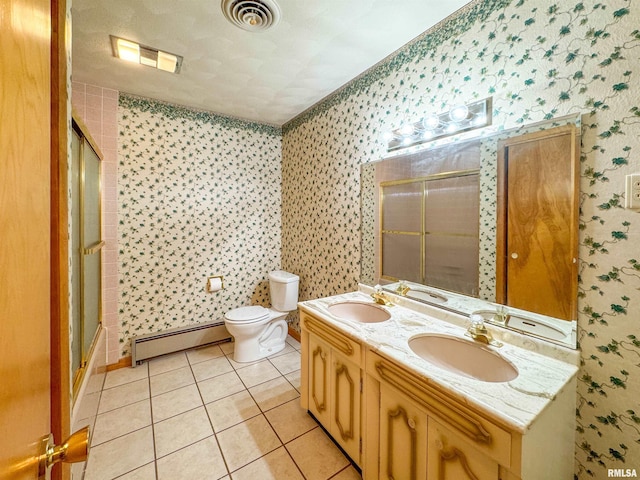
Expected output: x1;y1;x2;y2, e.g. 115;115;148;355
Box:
399;123;415;136
449;104;469;122
423;114;440;129
473;114;487;126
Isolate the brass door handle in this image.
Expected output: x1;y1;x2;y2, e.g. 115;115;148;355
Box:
38;426;90;479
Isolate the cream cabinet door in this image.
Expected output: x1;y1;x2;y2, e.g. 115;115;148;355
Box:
331;350;361;463
379;383;428;480
308;335;331;427
427;418;499;480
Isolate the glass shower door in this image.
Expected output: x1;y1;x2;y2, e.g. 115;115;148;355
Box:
71;118;103;394
82;139;102;361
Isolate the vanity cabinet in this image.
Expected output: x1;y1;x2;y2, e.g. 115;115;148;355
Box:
299;303;576;480
369;351;509;480
301;311;362;464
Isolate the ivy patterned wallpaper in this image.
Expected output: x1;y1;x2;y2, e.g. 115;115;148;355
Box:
281;0;639;477
117;95;282;357
113;0;639;475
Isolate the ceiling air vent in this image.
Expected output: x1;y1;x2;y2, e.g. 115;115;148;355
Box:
221;0;281;32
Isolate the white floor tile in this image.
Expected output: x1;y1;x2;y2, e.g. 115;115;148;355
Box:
249;376;299;412
191;355;234;382
264;398;317;443
84;427;155;480
269;351;301;375
231;446;304;480
150;366;195;397
75;338;348;480
205;390;261;433
116;462;157;480
286;428;350;480
187;344;225;365
235;360;281;388
154;407;214;458
98;378;149;414
92;399;151;446
103;364;148;390
148;351;189;376
198;371;245;404
157;436;228;480
152;383;203;422
216;415;281;472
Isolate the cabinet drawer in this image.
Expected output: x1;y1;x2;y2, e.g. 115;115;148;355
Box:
367;351;512;467
301;311;361;359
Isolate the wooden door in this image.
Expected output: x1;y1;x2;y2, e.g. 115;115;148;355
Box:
0;0;69;479
496;125;579;320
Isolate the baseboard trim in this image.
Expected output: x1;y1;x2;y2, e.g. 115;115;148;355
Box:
107;329;299;371
105;356;132;372
288;326;301;342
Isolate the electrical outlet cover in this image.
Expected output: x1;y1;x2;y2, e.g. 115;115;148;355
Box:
625;174;640;210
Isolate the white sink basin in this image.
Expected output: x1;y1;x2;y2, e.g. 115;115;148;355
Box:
328;301;391;323
408;334;518;383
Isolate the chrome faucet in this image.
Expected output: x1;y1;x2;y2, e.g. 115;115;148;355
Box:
466;314;502;347
371;285;394;306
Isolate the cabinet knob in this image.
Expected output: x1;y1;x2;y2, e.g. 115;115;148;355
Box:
511;252;519;259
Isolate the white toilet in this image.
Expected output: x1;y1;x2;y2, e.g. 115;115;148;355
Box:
224;270;299;363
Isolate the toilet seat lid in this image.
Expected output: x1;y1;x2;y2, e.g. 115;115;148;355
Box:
225;305;270;323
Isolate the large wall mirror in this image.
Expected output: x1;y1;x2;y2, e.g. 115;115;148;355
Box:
361;113;580;348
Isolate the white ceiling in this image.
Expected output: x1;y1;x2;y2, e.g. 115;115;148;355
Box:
72;0;471;126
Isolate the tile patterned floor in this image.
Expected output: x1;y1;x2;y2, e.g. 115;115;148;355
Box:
74;336;362;480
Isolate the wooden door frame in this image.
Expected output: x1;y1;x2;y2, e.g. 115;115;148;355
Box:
50;0;71;478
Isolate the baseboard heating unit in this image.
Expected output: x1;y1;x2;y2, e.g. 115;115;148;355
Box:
131;320;232;366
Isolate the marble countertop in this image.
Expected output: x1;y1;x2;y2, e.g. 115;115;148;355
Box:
298;288;579;434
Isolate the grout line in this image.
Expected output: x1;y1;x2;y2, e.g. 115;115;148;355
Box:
191;352;232;478
146;368;159;480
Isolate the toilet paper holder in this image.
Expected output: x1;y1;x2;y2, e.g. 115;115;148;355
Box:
206;275;225;293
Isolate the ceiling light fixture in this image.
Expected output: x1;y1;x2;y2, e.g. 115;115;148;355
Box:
383;97;492;151
221;0;281;32
110;36;183;74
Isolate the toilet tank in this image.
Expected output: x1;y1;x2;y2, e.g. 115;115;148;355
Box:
269;270;299;312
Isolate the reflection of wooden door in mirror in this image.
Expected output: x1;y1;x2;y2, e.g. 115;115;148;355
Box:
496;125;579;320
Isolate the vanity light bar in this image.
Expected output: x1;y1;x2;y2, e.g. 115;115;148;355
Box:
386;97;492;151
110;35;183;74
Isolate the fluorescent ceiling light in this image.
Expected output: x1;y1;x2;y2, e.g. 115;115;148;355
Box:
157;51;178;73
110;36;183;74
116;38;140;63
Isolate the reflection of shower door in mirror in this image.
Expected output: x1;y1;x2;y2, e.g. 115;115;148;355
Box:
71;118;103;393
497;125;579;321
380;171;480;296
